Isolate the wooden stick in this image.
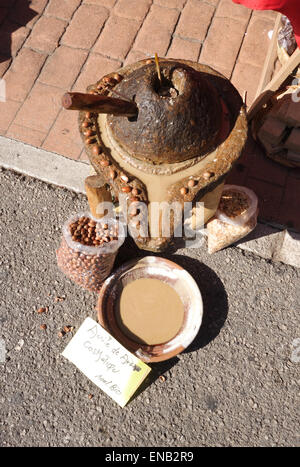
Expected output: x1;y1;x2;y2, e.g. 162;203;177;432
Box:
155;53;162;85
62;92;138;117
248;48;300;121
85;175;112;219
255;13;282;100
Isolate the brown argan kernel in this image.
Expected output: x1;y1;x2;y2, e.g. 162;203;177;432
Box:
63;326;72;334
122;186;132;193
159;375;166;382
92;145;101;155
113;73;123;82
37;307;48;314
58;331;65;338
203;171;214;180
180;187;188;195
88;394;93;400
109;169;116;180
40;324;47;330
188;179;196;188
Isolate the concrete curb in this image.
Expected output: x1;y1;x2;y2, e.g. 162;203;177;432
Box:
1;136;299;268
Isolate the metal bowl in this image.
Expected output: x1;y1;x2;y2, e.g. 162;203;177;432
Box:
97;256;203;362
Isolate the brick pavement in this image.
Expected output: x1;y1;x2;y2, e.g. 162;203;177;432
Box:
0;0;299;232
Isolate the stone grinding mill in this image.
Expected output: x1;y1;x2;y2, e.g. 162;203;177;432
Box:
63;58;248;252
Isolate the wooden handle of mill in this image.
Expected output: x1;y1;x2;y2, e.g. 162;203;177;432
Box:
62;92;138;117
85;175;113;219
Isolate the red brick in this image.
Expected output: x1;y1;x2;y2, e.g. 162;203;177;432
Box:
38;46;88;89
215;0;251;22
167;36;201;62
72;54;121;92
25;16;67;54
0;20;30;57
200;17;246;77
154;0;186;8
243;177;284;224
94;15;142;61
4;47;47;102
124;49;148;66
45;0;81;21
61;4;108;49
0;56;11;77
114;0;151;20
42;108;83;160
134;4;179;56
14;82;62;133
278;176;300;230
1;0;17;7
0;100;21;132
231;61;261;107
6;123;46;147
238;17;274;68
9;0;47;29
83;0;116;7
175;0;215;42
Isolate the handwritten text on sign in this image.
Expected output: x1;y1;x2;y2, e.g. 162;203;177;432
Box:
62;317;151;407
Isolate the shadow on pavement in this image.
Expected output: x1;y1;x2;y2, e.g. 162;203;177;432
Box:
0;0;37;68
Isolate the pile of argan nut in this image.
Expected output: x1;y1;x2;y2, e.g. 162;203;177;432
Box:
219;190;249;218
56;216;119;292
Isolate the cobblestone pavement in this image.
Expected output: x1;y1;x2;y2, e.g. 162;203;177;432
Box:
0;0;299;234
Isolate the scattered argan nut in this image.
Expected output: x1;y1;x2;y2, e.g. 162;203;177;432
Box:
88;394;93;400
100;159;110;167
84;129;93;137
146;59;152;64
203;171;214;180
85;136;95;144
131;188;140;196
120;174;129;183
109;169;116;180
82;121;90;128
40;324;47;330
37;307;48;314
122;186;132;193
85;112;92;119
58;331;65;338
54;296;65;303
92;145;101;155
188;179;196;188
180;187;188;195
159;375;166;383
113;73;122;82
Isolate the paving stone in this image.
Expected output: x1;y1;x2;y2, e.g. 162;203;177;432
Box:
13;82;62;133
200;17;247;77
167;36;201;62
215;0;251;22
25;16;67;54
38;46;88;90
0;56;11;77
244;177;284;225
61;4;108;50
153;0;187;8
45;0;81;21
175;0;215;42
72;54;121;92
4;47;47;102
237;16;274;68
0;100;20;133
124;49;148;66
93;14;142;61
273;230;300;268
0;20;30;57
231;61;261;106
0;7;9;25
82;0;116;7
134;4;179;56
6;123;47;147
237;223;285;261
9;0;48;29
114;0;151;21
42;108;83;160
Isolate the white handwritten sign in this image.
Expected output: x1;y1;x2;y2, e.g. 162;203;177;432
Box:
62;317;151;407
